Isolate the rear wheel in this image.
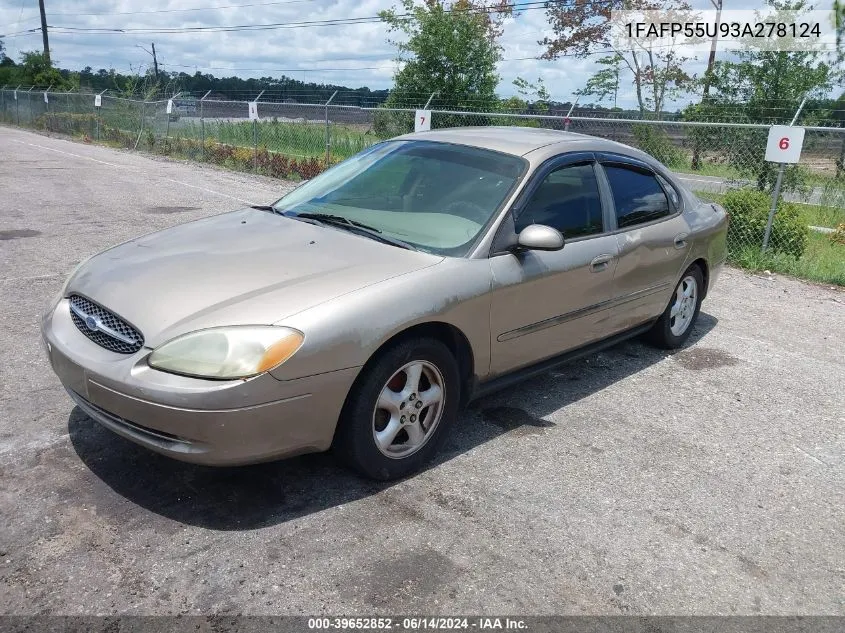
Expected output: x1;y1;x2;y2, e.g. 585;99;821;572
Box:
333;338;460;480
645;264;704;349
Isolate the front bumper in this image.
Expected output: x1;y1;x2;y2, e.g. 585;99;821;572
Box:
42;299;361;466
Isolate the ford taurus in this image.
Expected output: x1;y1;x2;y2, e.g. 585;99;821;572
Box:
42;127;728;480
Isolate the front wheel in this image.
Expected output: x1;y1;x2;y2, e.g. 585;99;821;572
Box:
332;338;460;480
645;265;704;349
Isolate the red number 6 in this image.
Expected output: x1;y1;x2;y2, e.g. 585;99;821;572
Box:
779;137;790;150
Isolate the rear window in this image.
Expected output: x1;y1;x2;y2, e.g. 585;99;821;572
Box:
604;165;671;228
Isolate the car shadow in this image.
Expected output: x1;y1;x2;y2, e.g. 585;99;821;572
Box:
68;313;718;531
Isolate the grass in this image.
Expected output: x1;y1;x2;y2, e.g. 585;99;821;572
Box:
675;161;842;189
732;233;845;286
695;189;844;286
173;119;378;161
699;190;845;229
793;202;845;229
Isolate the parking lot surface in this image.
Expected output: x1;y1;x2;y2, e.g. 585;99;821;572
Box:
0;126;843;615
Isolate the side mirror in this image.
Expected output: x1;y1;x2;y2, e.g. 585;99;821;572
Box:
516;224;564;252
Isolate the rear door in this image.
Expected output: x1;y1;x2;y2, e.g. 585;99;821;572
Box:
596;155;691;333
488;153;620;376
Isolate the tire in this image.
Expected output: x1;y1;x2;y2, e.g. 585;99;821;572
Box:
645;264;704;350
332;337;461;480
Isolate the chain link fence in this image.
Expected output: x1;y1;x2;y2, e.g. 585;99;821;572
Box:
2;87;843;283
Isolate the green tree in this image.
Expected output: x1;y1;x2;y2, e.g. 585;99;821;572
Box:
577;54;623;109
0;39;15;86
16;51;77;89
379;0;511;115
512;76;550;113
540;0;697;119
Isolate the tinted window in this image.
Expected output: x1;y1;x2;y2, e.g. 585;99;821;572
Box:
515;164;603;238
605;165;671;228
656;173;681;210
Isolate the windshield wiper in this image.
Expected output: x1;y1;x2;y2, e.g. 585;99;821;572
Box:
293;212;382;233
290;212;417;251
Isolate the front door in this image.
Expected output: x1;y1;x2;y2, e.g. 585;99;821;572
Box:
489;160;619;376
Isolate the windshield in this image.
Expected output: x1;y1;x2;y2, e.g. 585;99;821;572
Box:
272;140;527;255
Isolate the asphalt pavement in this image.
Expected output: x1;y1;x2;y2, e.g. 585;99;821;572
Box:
0;126;843;616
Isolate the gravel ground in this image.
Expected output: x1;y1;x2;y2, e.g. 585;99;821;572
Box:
0;126;843;616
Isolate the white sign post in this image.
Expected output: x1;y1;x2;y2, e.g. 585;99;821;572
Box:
94;93;103;140
248;101;259;121
764;125;805;164
762;124;806;252
166;99;173;114
415;109;431;133
43;92;48;104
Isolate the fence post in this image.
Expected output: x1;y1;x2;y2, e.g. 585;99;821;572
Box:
15;85;21;126
762;168;786;253
44;85;52;128
165;91;179;143
325;90;338;166
762;96;807;253
423;92;437;109
563;96;579;132
96;89;107;141
28;86;35;126
253;89;265;172
134;99;146;150
200;90;211;160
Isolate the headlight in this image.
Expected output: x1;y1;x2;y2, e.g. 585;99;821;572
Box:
148;326;304;379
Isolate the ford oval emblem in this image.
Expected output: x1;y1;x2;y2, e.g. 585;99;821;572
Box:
85;316;98;331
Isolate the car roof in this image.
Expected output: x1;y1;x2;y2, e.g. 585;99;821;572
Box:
395;126;646;159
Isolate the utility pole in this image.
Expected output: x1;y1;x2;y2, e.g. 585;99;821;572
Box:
38;0;50;65
151;42;159;80
692;0;723;170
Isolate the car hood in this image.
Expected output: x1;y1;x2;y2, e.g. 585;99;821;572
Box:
66;208;443;347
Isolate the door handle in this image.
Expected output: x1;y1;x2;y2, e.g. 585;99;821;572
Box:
590;254;614;272
674;233;689;249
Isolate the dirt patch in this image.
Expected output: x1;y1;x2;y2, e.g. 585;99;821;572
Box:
429;490;475;518
673;347;740;370
354;548;460;609
0;229;41;240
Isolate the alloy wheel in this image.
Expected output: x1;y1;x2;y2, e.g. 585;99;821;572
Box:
669;275;698;336
372;360;445;459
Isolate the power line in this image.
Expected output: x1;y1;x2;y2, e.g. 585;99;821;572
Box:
44;1;551;35
0;28;41;39
53;0;323;17
1;0;323;26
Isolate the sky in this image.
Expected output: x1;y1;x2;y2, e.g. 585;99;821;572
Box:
0;0;839;108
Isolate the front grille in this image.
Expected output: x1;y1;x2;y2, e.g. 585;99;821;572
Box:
69;295;144;354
